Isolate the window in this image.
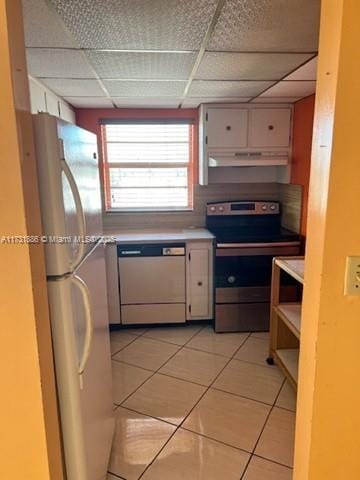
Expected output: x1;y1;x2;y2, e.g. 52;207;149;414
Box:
102;121;194;211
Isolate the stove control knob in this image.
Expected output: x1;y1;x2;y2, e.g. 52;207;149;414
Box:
261;205;268;211
270;204;276;211
210;206;216;212
218;206;224;212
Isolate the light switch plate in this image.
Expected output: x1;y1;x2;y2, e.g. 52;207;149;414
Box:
344;256;360;295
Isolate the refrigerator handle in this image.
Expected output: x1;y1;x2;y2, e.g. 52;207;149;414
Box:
71;274;93;380
60;156;86;269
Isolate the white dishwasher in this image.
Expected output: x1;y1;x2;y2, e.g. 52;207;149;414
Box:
118;243;186;325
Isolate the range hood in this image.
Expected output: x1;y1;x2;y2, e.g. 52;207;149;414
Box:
209;151;289;167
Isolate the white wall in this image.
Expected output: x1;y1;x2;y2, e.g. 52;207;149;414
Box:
28;76;75;123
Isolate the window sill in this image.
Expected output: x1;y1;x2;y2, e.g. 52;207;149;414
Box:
105;207;194;214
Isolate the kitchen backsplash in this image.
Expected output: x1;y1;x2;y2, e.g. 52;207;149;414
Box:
279;183;302;233
103;182;302;232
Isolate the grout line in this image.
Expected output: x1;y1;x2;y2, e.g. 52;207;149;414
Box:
141;325;205;347
209;386;279;408
239;377;288;480
113;327;206;407
111;336;296;413
180;425;253;455
114;360;293;412
137;330;253;478
111;358;155;373
107;472;126;480
110;335;141;357
250;453;294;471
180;426;295;471
110;327;294;478
135;327;230;478
117;405;179;428
229;355;285;370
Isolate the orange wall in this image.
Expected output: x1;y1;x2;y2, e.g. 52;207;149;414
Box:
294;0;360;478
291;95;316;235
75;108;198;135
75;108;199;207
76;104;314;232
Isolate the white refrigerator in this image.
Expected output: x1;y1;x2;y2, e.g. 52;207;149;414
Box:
33;113;114;480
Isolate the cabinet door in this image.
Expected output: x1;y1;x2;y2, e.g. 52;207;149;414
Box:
29;79;46;114
187;247;211;318
207;108;248;149
59;101;75;123
45;91;60;117
249;108;291;148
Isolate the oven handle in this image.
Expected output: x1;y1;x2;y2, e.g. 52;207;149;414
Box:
217;242;300;248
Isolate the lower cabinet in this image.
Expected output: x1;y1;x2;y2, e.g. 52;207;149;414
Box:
186;241;214;321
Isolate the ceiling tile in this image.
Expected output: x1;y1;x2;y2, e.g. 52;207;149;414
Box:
26;48;96;79
48;0;218;50
22;0;76;47
64;97;114;108
285;57;318;80
208;0;321;52
103;80;186;97
182;97;251;107
260;81;316;98
189;80;274;98
113;98;182;108
86;51;196;80
41;78;105;97
196;52;313;80
251;97;301;103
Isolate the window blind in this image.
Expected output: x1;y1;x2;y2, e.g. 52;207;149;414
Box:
103;123;193;210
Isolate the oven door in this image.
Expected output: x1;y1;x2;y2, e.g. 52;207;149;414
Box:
215;243;300;332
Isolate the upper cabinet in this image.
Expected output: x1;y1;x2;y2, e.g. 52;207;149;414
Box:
29;77;75;124
206;108;248;149
199;104;293;185
248;108;291;148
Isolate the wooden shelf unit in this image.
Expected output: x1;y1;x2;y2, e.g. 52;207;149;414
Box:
268;256;304;390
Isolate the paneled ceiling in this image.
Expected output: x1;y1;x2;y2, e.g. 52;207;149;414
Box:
23;0;320;109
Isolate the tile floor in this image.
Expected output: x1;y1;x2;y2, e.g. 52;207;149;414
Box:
108;324;297;480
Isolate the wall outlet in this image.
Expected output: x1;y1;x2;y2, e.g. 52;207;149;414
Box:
344;256;360;295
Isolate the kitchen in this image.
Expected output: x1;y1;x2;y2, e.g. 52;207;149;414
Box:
4;1;359;480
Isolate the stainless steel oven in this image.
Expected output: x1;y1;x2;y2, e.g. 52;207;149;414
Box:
206;201;301;332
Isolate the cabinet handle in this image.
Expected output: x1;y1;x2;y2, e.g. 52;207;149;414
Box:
226;125;232;131
197;281;203;286
268;125;274;130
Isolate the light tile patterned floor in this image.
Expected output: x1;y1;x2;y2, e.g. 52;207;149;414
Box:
108;325;297;480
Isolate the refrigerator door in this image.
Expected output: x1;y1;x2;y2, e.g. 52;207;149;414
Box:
48;242;114;480
33;113;102;276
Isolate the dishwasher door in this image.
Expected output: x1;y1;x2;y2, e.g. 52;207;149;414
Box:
118;244;186;325
119;256;185;304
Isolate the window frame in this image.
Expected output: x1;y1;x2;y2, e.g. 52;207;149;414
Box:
101;119;195;213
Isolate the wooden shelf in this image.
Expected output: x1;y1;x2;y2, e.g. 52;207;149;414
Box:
275;349;299;387
269;256;304;390
274;257;304;284
274;303;301;339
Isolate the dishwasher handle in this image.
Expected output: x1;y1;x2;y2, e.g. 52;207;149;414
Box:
162;247;185;256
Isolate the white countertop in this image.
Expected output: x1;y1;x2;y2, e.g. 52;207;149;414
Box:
104;227;214;244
